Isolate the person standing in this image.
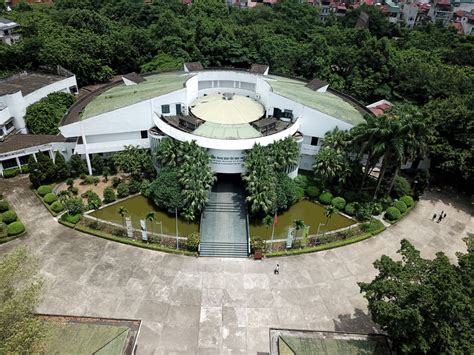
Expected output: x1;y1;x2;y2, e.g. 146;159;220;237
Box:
437;214;443;223
432;214;437;221
274;264;280;275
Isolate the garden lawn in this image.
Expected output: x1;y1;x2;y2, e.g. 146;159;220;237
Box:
43;321;129;354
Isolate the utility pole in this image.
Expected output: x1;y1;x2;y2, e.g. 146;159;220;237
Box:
175;207;179;249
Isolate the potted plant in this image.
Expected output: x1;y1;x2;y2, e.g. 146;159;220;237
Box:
251;236;265;260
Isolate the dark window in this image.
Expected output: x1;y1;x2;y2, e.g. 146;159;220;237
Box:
141;130;148;139
19;155;30;165
161;104;170;114
2;158;17;169
282;109;293;119
5;121;14;130
311;137;319;146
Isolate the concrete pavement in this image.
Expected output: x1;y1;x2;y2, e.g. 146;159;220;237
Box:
0;176;472;354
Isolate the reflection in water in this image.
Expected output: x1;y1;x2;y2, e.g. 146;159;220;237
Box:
90;195;199;236
249;200;354;240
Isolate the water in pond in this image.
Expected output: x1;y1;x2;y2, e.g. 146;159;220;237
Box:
249;200;355;240
90;195;199;237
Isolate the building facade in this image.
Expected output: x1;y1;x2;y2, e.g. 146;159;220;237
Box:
59;64;370;177
0;17;20;45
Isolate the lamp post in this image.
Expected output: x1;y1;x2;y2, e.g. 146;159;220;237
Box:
175;207;179;250
155;221;163;244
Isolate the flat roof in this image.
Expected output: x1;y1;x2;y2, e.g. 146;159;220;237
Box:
264;75;366;125
0;72;67;96
190;94;264;125
193;122;262;139
0;134;65;155
81;72;190;119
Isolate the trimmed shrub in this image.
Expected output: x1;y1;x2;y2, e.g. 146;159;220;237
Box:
116;183;130;199
331;197;346;210
128;179;141;194
294;175;309;190
37;185;52;196
43;192;58;205
64;198;84;215
0;200;9;212
361;218;385;234
371;202;383;216
305;186;320;199
103;187;116;204
186;232;200;252
81;176;94;185
400;195;414;208
344;202;356;216
295;187;305;201
93;177;100;186
3;168;19;178
51;201;64;213
393;176;411;198
0;222;6;238
319;191;333;205
61;213;81;224
393;200;408;213
66;178;74;188
2;210;17;224
7;221;25;236
385;207;401;221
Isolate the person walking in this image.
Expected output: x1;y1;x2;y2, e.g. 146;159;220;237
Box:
432;214;437;221
274;264;280;275
443;212;447;220
437;214;443;223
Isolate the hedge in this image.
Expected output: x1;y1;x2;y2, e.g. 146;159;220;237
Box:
0;200;9;212
331;196;346;210
7;221;25;236
393;200;408;213
344;203;356;216
371;202;383;215
305;186;320;199
3;168;19;178
61;213;82;224
43;192;58;205
400;195;414;208
37;185;52;196
385;207;401;221
319;191;333;205
2;210;17;224
50;201;64;213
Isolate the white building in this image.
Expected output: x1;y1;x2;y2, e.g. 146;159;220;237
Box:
0;66;78;175
59;64;371;177
0;17;20;45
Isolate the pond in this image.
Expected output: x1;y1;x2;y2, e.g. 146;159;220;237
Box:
90;195;199;237
249;200;355;240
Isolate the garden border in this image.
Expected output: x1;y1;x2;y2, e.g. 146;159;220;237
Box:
0;230;28;244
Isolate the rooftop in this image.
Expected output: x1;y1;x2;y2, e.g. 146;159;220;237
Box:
81;72;189;119
264;75;366;125
0;72;68;96
0;134;65;155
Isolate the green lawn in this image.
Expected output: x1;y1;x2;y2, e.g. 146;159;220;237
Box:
43;321;129;354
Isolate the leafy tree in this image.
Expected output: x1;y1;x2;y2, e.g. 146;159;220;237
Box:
69;154;87;177
148;168;184;212
54;151;70;180
141;53;184;73
359;239;473;354
64;197;84;215
313;147;351;187
114;145;155;179
91;154;104;175
0;247;46;353
24;92;74;135
102;186;116;204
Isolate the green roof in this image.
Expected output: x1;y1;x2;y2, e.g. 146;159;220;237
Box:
193;122;262;139
264;75;365;125
81;72;189;119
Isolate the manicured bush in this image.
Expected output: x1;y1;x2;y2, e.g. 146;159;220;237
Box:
393;200;408;213
128;178;141;194
81;175;94;185
3;168;18;178
2;210;17;224
371;202;383;216
66;178;74;188
319;191;333;205
116;183;130;198
0;200;9;212
103;187;116;204
400;195;414;208
393;176;411;198
361;218;385;234
295;187;305;201
0;222;7;238
43;192;58;205
294;175;309;190
50;201;64;213
305;185;320;199
186;232;200;252
61;213;81;224
7;221;25;236
385;207;401;221
93;177;100;186
344;202;356;216
331;197;346;210
64;198;84;215
37;185;52;196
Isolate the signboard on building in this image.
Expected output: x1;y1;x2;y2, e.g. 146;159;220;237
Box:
286;227;294;249
125;217;133;238
140;219;148;242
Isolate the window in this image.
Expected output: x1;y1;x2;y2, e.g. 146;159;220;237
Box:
282;109;293;119
311;137;319;146
161;104;170;114
140;130;148;139
5;121;14;131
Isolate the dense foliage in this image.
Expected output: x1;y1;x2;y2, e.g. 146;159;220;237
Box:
24;92;74;135
1;0;471;186
359;239;473;354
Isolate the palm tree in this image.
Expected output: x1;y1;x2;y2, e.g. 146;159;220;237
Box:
155;138;181;168
313;147;351;187
263;215;273;238
146;211;155;241
324;205;337;225
293;219;305;238
117;206;128;228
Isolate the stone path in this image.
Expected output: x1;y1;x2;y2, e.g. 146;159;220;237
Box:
0;176;472;354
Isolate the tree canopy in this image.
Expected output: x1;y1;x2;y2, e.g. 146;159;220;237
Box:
359;239;473;354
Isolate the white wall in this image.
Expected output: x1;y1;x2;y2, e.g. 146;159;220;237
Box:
23;76;77;107
208;149;245;173
0;92;26;132
0;106;12;125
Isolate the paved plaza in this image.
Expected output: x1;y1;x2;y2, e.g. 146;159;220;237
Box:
0;176;472;354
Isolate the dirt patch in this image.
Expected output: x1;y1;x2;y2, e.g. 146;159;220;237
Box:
57;173;129;200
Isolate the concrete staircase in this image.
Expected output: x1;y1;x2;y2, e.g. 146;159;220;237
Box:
199;176;249;258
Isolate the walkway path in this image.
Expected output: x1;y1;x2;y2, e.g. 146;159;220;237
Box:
0;177;472;354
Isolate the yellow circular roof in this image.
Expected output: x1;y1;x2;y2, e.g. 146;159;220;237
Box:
190;94;264;125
